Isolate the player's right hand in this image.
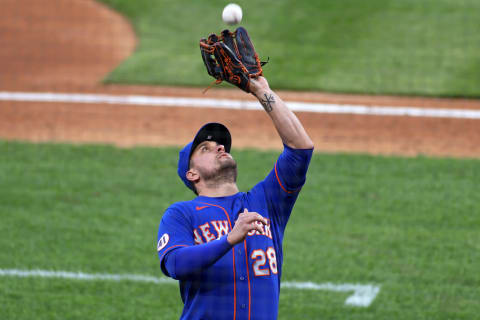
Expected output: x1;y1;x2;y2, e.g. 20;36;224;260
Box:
227;208;268;245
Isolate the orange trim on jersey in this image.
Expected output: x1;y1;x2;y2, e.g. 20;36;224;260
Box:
197;202;237;320
274;161;301;194
243;240;251;320
233;245;236;320
158;244;188;262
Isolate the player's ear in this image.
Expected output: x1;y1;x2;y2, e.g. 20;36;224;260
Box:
186;169;200;184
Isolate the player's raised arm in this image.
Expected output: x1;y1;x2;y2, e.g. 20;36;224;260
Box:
250;76;314;150
199;27;312;150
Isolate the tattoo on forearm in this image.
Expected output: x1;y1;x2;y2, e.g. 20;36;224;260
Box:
260;93;275;112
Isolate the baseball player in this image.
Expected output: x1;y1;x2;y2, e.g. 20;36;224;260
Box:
156;28;314;319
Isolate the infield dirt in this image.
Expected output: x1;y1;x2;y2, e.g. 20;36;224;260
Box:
1;0;480;158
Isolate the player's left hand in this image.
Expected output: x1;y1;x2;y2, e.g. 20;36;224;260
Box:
248;76;270;97
199;27;267;93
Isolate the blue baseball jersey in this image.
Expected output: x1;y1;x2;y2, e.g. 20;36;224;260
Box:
156;145;313;320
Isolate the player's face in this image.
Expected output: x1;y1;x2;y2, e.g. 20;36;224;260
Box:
189;140;237;182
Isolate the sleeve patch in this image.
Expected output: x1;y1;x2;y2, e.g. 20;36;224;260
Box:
157;233;170;252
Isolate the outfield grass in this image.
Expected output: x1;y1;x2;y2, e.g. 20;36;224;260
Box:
1;141;479;319
99;0;480;97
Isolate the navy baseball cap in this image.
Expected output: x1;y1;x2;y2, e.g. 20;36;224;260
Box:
177;123;232;191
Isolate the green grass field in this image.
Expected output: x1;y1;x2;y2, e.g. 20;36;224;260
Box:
1;140;479;319
99;0;480;97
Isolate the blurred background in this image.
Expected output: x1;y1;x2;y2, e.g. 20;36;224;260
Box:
2;0;480;96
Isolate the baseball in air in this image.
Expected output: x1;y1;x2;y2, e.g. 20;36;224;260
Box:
222;3;242;25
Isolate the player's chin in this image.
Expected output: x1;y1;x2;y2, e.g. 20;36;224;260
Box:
218;156;237;169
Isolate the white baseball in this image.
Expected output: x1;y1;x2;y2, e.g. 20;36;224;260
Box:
222;3;242;25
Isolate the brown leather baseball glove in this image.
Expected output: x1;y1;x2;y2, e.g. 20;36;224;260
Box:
200;27;267;93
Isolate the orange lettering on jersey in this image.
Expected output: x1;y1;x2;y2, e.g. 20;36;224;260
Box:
211;220;229;237
246;219;272;239
248;221;264;236
199;222;216;243
264;219;272;239
193;229;204;245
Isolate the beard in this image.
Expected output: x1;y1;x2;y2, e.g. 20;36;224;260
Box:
197;157;238;187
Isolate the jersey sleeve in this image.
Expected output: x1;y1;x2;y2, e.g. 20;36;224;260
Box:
163;235;232;280
156;205;194;276
253;144;313;231
271;143;313;193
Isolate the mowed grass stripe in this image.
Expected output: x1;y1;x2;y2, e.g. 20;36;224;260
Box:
1;141;479;319
99;0;480;97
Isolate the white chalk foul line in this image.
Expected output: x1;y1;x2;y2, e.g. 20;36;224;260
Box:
0;268;380;307
0;91;479;119
282;281;381;307
0;269;174;284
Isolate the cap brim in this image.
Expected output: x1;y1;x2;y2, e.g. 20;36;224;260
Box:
189;123;231;161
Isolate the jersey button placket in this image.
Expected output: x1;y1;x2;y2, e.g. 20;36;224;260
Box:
234;244;249;318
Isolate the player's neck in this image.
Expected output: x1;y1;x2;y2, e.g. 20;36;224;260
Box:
197;182;239;198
